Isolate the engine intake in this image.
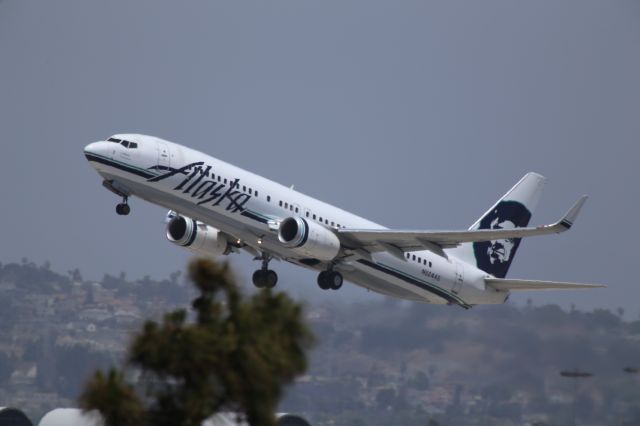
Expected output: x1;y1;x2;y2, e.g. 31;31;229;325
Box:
166;215;231;256
278;217;340;261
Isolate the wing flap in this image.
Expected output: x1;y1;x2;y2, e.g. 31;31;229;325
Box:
486;278;605;292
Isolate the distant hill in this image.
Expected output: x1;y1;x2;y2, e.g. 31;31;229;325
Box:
0;259;639;425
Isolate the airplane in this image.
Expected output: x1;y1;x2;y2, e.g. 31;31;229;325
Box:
84;134;604;308
559;370;594;378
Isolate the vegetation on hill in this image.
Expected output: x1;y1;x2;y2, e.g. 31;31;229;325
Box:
79;259;315;426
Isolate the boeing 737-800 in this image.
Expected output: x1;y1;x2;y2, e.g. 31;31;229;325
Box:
84;134;603;308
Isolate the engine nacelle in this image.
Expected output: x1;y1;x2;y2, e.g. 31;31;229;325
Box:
166;215;231;256
278;216;340;261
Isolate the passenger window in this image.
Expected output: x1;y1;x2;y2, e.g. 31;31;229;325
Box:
248;188;252;195
325;219;328;224
279;201;282;207
290;205;293;211
306;212;309;217
267;195;271;202
224;178;227;184
406;253;410;259
217;176;221;182
412;255;416;261
418;257;421;263
255;190;258;197
243;185;246;192
331;221;334;226
284;202;288;209
319;217;323;222
313;214;317;220
429;261;432;267
295;207;299;213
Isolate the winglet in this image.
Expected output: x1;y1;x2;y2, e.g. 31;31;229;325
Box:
559;195;588;229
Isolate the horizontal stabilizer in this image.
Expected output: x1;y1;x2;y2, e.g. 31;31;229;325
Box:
486;278;605;292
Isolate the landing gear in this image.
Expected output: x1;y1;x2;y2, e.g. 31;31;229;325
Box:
115;197;130;216
317;270;343;290
252;269;278;289
252;256;278;289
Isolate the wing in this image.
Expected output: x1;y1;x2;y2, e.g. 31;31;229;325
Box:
338;196;587;259
485;278;605;291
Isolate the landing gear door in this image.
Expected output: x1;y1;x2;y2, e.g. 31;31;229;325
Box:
453;261;464;294
157;141;170;170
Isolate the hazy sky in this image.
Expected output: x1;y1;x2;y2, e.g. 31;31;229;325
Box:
1;0;638;313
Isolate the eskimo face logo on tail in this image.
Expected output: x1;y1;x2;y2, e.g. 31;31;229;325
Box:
147;162;251;213
473;200;531;279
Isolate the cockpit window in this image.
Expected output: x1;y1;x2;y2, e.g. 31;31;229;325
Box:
111;138;139;149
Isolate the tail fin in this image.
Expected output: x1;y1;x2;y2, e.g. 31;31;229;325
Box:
449;172;546;278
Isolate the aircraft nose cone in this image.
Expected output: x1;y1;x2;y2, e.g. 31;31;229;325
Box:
84;142;97;155
84;141;108;158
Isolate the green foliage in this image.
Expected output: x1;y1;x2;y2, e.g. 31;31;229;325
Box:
80;258;314;426
0;261;71;293
79;369;145;426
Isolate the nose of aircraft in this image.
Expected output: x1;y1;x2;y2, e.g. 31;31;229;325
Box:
84;141;109;159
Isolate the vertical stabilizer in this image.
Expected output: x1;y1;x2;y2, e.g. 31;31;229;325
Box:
448;173;546;278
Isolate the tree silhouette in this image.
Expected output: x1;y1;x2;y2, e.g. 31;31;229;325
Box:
80;258;314;426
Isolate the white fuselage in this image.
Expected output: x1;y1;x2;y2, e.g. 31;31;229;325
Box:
84;134;507;308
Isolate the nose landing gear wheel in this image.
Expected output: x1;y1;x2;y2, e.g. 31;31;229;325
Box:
115;196;130;215
115;203;130;215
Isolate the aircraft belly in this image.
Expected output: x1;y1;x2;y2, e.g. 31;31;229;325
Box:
342;268;433;302
340;260;448;304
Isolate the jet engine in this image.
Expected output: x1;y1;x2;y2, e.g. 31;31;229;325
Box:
166;215;231;256
278;216;340;261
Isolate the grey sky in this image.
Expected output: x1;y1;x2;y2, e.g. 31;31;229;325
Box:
1;0;638;312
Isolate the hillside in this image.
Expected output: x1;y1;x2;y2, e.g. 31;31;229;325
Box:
0;259;638;425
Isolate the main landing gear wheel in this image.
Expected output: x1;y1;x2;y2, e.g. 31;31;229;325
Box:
252;255;277;289
252;269;278;289
115;196;130;216
317;270;343;290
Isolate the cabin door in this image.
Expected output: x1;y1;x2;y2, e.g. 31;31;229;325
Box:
157;141;171;170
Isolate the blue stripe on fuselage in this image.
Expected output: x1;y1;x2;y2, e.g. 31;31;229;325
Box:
357;259;471;309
